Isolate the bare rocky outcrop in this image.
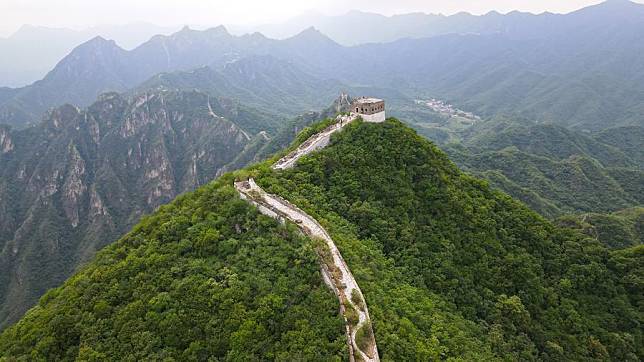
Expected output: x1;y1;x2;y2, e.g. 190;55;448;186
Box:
62;144;87;228
88;185;109;221
0;90;272;330
0;128;13;153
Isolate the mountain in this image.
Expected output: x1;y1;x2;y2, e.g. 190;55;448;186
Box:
1;119;641;360
0;27;347;128
0;23;179;87
0;37;133;126
443;121;643;218
557;207;643;249
0;90;277;330
139;55;346;120
1;176;349;360
4;1;644;131
595;126;644;168
236;0;644;45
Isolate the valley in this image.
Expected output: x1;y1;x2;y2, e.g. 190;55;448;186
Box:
0;1;642;360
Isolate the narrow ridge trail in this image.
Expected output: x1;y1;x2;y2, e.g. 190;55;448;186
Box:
235;179;379;362
273;114;356;170
234;114;379;361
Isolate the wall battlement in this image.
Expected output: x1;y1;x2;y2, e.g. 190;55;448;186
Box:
351;97;385;122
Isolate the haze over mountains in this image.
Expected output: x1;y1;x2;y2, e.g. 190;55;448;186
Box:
0;23;179;87
1;0;643;131
232;0;641;45
0;26;348;128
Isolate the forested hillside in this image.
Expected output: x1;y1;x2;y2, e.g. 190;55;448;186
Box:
2;119;640;360
557;207;643;249
0;90;277;330
253;119;641;360
0;178;348;360
441;121;643;218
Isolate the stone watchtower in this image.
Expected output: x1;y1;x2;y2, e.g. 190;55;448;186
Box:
351;97;385;122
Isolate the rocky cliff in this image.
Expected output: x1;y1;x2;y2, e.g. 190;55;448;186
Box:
0;90;271;329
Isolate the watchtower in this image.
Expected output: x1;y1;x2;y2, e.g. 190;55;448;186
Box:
351;97;385;122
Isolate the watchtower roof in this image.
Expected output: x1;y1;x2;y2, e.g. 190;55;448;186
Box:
354;97;384;104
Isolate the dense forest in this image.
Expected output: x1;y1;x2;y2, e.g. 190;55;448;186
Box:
418;117;643;218
1;119;641;360
255;119;642;360
0;177;348;360
557;207;643;249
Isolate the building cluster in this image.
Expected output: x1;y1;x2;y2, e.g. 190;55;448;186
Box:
417;98;481;121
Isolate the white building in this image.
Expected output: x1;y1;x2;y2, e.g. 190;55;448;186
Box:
351;97;385;122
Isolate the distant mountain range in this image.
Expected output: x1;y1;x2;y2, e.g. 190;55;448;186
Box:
4;0;641;90
233;0;644;45
445;120;643;217
0;26;349;128
0;23;179;87
2;0;643;132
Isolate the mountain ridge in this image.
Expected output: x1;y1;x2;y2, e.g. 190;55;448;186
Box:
0;23;179;87
3;1;644;131
0;89;277;330
0;26;345;128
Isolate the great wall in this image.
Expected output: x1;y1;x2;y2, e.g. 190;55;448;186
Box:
234;112;380;361
273;113;356;170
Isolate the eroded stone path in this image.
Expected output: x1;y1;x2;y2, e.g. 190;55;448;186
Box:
272;114;356;170
235;178;379;361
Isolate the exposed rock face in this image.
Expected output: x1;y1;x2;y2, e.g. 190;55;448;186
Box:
62;144;87;228
0;90;270;330
0;128;13;153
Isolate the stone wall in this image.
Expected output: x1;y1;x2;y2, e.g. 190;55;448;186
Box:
356;111;386;123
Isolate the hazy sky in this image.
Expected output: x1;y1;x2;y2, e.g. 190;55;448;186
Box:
0;0;633;37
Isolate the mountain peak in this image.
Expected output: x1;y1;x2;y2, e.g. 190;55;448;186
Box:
171;25;231;40
77;36;122;52
287;26;338;45
603;0;636;4
86;35;114;45
300;26;323;35
205;25;230;35
597;0;640;8
575;0;642;15
484;10;503;16
39;35;126;95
